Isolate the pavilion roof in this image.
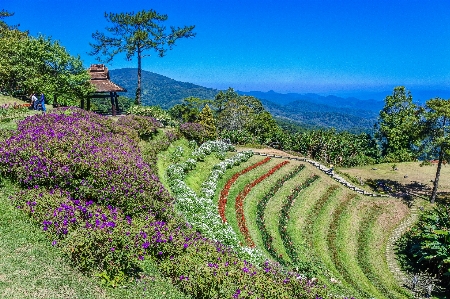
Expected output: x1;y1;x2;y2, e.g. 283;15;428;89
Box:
88;64;127;93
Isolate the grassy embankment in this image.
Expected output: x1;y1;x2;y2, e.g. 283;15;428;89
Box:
172;144;418;298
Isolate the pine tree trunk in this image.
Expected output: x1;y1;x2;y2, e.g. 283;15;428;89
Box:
136;47;142;105
431;147;444;204
431;116;447;204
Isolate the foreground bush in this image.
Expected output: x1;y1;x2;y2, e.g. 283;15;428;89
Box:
116;114;161;139
398;204;450;288
0;107;171;217
180;122;207;144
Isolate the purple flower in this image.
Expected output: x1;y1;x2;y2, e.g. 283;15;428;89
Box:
233;289;241;299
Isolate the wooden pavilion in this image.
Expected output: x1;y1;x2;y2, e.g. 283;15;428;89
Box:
84;64;127;116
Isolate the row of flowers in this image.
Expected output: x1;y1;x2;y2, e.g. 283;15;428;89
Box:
235;160;290;247
256;165;305;265
218;157;271;222
279;175;319;265
200;151;254;200
166;140;235;182
167;141;256;253
165;143;334;297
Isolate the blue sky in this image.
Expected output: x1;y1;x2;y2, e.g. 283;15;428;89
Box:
3;0;450;98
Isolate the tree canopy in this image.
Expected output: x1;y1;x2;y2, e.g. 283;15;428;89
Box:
0;19;93;104
89;9;196;105
375;86;422;162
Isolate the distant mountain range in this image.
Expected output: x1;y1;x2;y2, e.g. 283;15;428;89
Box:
109;68;386;132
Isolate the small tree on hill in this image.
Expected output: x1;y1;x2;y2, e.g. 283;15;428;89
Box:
198;104;217;141
375;86;422;162
89;10;196;105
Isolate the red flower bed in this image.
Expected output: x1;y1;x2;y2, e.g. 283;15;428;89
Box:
235;160;290;247
218;157;271;223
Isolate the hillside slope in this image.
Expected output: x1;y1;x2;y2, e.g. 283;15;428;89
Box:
110;68;218;108
109;68;377;132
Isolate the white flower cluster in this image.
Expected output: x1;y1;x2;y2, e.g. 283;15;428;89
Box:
191;140;235;161
169;177;240;247
167;158;197;181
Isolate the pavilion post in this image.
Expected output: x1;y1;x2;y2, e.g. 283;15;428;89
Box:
114;92;119;114
110;92;116;116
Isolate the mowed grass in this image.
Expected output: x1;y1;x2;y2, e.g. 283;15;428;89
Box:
223;158;283;246
245;161;306;262
259;164;313;263
339;161;450;199
356;201;411;299
196;153;414;298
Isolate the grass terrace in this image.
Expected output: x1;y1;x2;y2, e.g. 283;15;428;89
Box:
0;101;432;298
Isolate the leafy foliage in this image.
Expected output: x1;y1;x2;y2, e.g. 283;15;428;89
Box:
283;129;379;167
116;114;161;139
398;204;450;287
197;104;217;140
0;27;94;104
179;122;207;144
375;86;422;162
127;104;177;126
423;98;450;203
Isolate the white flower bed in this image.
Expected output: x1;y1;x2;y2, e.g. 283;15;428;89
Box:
167;141;262;262
191;140;235;161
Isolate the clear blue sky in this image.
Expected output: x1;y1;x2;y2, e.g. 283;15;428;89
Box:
3;0;450;97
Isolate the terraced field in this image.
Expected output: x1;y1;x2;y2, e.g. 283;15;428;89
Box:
163;142;413;298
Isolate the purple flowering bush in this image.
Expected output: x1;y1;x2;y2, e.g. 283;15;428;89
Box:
156;230;328;298
2;108;175;284
116;114;161;139
179;122;207;143
11;186;183;286
0;108;171;217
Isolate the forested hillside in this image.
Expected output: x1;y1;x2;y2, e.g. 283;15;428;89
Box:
109;68;376;132
110;68;218;108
